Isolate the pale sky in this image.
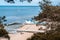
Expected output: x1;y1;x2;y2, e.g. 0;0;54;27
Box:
0;0;60;6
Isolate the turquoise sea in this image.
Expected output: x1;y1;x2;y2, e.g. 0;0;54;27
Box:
0;6;40;24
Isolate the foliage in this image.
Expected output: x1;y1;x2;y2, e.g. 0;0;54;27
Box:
5;0;32;3
34;0;60;22
0;16;10;40
39;0;51;10
27;0;32;3
0;16;7;24
27;32;60;40
4;0;15;3
27;0;60;40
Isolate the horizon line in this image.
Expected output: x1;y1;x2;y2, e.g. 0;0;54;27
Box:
0;5;39;7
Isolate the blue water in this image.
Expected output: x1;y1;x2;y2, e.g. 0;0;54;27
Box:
0;6;40;24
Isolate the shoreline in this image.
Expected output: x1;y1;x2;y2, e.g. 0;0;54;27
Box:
8;24;40;40
0;24;47;40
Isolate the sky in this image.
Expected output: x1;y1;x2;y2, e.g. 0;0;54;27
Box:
0;0;60;6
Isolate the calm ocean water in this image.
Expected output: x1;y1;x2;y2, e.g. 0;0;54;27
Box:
0;6;40;24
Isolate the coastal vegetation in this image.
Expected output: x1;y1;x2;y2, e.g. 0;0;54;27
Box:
27;0;60;40
0;16;10;40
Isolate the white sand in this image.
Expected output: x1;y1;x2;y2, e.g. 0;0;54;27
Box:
9;24;41;40
0;24;46;40
0;37;8;40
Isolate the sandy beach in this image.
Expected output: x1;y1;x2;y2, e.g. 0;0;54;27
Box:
0;24;46;40
9;24;40;40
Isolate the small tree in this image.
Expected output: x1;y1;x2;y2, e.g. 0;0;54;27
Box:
0;16;10;40
0;16;7;28
39;0;51;10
